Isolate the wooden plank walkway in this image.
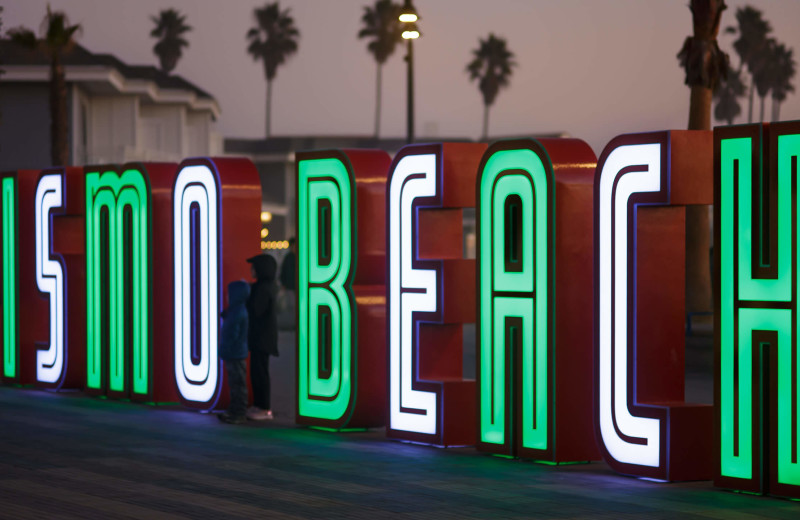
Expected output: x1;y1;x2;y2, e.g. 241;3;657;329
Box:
0;330;796;518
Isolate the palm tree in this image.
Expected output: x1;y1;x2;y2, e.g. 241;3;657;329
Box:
0;7;4;77
725;6;771;123
0;7;4;126
714;68;746;125
0;7;5;84
358;0;403;138
246;2;300;139
676;0;728;315
466;33;516;141
770;43;796;121
677;0;728;130
8;5;81;166
150;8;191;74
752;38;778;122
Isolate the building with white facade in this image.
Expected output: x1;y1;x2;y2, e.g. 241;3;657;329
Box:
0;40;221;171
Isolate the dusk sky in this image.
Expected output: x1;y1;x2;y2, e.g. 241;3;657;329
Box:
5;0;800;154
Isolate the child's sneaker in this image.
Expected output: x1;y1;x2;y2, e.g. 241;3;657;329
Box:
218;412;245;425
246;408;274;421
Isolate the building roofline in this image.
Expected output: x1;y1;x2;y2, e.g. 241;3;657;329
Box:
0;40;220;118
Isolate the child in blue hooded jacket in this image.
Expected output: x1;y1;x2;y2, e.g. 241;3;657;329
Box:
218;280;250;424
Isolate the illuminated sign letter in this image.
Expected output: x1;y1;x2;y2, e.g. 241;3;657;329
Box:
85;167;150;397
173;162;220;405
715;121;800;499
164;157;262;410
476;139;599;462
296;150;390;429
11;168;86;389
387;143;486;446
35;174;65;384
1;174;17;381
595;131;713;480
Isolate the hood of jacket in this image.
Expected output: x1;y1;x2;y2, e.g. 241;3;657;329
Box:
227;280;250;307
248;254;277;282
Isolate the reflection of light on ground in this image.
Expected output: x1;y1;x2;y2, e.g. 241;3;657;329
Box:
0;329;743;518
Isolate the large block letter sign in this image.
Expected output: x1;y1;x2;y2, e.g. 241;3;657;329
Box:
476;139;599;462
296;149;391;429
0;173;18;384
594;131;714;481
13;168;86;389
84;160;260;405
85;165;154;399
387;142;487;446
170;157;261;410
84;163;177;402
33;168;86;389
715;121;800;499
35;174;66;385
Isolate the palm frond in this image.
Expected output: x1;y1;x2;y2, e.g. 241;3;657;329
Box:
466;33;516;106
246;1;301;79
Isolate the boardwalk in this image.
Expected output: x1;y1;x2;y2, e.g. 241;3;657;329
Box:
0;328;796;519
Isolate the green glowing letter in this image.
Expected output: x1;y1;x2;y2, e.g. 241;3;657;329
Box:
1;176;16;379
717;122;800;498
297;156;353;423
477;139;597;462
85;168;150;396
478;145;550;452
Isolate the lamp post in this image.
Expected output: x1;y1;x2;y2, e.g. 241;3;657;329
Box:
400;0;419;144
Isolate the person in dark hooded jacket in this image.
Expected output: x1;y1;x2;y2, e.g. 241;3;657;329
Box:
218;280;250;424
246;254;279;420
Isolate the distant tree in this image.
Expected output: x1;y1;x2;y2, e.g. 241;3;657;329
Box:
752;38;778;122
8;5;81;166
769;43;796;121
150;8;191;74
725;6;771;123
247;2;300;139
714;68;746;125
0;8;4;83
677;0;729;130
676;0;728;315
358;0;403;138
466;33;516;141
0;6;4;127
0;7;4;78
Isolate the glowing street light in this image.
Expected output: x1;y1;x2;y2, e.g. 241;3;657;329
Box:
399;11;417;23
400;0;420;143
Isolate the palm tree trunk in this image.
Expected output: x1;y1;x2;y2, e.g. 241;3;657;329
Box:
759;94;765;122
50;54;69;166
688;85;712;130
747;80;755;123
772;98;781;121
684;0;725;317
686;84;712;314
266;79;272;139
481;103;489;141
374;64;382;138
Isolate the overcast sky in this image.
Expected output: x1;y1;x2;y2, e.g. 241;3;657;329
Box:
4;0;800;154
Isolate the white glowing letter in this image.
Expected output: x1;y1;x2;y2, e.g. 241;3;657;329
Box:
173;164;220;403
597;143;662;467
388;154;438;435
35;173;64;384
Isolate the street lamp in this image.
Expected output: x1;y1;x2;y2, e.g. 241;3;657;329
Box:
400;0;419;143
